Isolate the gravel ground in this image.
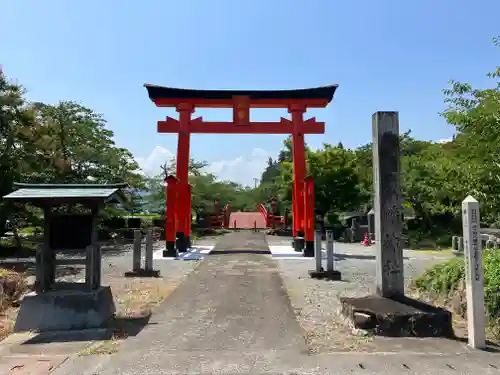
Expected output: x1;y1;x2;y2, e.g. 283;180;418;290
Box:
267;236;469;354
0;238;213;347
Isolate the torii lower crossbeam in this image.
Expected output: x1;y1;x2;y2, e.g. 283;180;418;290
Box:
158;118;325;134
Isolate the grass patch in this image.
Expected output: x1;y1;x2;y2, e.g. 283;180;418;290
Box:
408;248;453;255
18;226;42;235
0;269;27;310
0;237;39;256
0;269;27;340
412;248;500;341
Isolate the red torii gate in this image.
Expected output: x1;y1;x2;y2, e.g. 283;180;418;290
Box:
144;85;338;257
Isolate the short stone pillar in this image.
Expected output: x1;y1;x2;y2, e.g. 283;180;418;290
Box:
132;230;142;272
452;235;462;255
372;111;404;298
462;196;486;349
350;218;359;243
125;229;160;278
314;230;322;272
367;209;375;241
308;229;341;280
145;229;154;272
326;230;334;272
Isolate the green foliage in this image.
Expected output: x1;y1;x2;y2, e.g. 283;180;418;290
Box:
145;168;260;220
414;249;500;319
0;70;146;239
3;35;500;253
440;36;500;225
414;258;465;295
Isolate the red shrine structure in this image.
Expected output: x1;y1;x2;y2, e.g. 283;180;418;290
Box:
145;85;338;257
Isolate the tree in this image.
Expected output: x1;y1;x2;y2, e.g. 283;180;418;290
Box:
0;72;39;236
30;101;143;187
260;157;281;185
441;36;500;225
146;158;260;221
307;145;364;216
1;70;148;240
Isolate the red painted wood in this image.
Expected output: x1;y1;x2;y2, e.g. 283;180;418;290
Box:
233;96;251;125
304;176;315;242
229;212;266;229
150;87;336;240
165;176;177;242
186;184;192;238
291;107;307;235
151;98;331;109
158;118;325;134
175;106;193;237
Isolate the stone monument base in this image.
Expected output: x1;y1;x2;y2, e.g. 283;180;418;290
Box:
14;285;116;332
124;269;161;278
292;237;304;252
340;294;453;337
308;268;342;280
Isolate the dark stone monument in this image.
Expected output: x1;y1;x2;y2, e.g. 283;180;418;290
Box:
340;112;452;337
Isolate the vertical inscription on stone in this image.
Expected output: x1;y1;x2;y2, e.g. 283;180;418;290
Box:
462;196;485;349
372;112;404;297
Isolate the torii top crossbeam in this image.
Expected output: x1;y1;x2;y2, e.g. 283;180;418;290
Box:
144;84;338;134
145;85;338;108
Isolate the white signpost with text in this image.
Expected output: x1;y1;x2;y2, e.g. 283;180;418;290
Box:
462;195;486;349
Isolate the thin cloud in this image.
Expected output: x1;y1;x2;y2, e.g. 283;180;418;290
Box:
135;146;271;187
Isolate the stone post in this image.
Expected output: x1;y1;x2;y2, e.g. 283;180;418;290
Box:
462;196;486;349
145;229;153;272
368;209;375;241
326;230;334;272
314;230;322;272
372;111;404;298
350;218;357;243
133;230;141;272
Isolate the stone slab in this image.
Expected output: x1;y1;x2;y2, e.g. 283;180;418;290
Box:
124;269;161;278
308;269;342;280
14;286;115;332
341;294;453;337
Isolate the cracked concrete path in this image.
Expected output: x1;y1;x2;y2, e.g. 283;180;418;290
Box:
94;231;309;374
56;232;500;374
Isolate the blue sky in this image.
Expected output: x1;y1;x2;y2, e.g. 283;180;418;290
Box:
2;0;499;186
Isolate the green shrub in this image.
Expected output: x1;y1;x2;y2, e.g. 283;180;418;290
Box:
414;249;500;318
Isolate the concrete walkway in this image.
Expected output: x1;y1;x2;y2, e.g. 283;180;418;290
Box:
97;232;308;374
64;232;500;374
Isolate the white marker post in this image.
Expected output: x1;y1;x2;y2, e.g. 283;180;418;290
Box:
462;196;486;349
